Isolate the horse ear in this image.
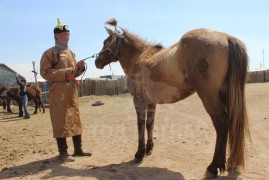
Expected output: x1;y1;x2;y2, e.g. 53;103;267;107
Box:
105;26;113;36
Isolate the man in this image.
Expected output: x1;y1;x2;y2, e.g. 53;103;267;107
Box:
40;18;91;162
16;74;30;119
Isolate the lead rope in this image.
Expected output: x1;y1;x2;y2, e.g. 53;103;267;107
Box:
78;53;97;82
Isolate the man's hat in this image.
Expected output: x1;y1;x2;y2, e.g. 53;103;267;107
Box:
54;18;69;34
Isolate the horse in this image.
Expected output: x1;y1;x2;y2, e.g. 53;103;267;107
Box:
0;85;45;117
95;18;251;178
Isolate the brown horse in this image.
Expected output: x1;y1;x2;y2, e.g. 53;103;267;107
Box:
0;85;45;117
95;18;251;177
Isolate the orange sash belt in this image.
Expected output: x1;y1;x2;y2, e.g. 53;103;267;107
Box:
66;75;75;81
66;75;79;84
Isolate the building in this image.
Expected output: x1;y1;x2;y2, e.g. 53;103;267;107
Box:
0;63;25;87
99;75;125;80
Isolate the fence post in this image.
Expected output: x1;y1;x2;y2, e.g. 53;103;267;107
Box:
43;81;48;103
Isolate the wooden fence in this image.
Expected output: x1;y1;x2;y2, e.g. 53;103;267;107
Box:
247;70;269;83
78;78;128;96
37;77;128;104
25;70;269;104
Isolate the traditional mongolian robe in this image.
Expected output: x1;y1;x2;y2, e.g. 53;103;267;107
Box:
40;46;84;138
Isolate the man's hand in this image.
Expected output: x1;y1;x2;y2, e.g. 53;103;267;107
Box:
76;60;85;70
66;67;74;75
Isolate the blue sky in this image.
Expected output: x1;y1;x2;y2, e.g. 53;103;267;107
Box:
0;0;269;81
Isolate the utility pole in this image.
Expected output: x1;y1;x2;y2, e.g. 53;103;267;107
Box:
262;49;265;68
32;61;38;86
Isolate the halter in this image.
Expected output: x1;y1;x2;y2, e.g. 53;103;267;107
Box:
82;32;125;61
115;32;125;57
78;32;125;80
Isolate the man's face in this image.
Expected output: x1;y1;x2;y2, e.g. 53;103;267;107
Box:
55;32;70;45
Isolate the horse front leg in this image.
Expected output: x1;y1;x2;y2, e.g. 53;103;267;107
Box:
146;103;156;155
133;95;147;163
6;97;12;113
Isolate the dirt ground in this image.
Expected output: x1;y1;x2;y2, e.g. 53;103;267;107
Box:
0;83;268;180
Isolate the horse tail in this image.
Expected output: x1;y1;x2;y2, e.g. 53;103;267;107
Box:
227;38;251;170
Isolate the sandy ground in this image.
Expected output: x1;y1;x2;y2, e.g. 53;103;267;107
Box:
0;83;268;180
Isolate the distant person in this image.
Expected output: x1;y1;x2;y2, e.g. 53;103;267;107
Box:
16;74;30;119
40;18;91;162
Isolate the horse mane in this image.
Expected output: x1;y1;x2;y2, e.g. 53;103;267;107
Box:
105;18;164;52
123;29;164;52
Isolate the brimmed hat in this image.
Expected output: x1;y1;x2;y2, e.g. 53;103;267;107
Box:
54;18;69;34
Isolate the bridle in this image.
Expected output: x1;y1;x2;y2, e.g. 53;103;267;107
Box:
82;32;125;61
78;31;125;80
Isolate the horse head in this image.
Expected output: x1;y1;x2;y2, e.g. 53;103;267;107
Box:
95;18;124;69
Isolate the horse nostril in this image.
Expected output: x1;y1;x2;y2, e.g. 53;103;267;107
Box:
95;61;103;69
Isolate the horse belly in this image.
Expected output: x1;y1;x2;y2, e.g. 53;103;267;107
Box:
147;84;190;104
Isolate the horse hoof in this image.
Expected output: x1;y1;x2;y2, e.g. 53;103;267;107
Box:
206;164;218;178
134;157;143;163
134;150;145;163
205;170;217;179
146;143;154;155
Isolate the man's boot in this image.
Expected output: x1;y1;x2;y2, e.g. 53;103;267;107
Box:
56;138;74;162
72;135;92;156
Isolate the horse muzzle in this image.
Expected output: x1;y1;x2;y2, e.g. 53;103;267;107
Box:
95;60;105;69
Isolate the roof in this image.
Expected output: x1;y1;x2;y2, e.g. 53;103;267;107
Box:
0;63;25;79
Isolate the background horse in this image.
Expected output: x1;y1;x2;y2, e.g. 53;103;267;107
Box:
95;18;251;178
0;85;45;117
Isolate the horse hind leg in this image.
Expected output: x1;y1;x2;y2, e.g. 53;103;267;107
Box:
39;96;45;113
197;91;229;177
40;101;45;113
146;103;156;155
